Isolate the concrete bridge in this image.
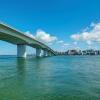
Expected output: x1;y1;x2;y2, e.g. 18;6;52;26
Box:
0;22;57;58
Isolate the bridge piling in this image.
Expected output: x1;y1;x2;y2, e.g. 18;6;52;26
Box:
43;50;48;57
17;44;27;58
48;52;52;56
36;48;42;57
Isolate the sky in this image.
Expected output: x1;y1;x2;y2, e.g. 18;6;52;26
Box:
0;0;100;55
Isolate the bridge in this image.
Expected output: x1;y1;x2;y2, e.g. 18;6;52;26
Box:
0;22;57;58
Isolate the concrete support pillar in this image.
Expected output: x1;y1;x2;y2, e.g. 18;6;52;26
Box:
17;44;27;58
36;48;42;57
48;52;52;56
43;50;48;57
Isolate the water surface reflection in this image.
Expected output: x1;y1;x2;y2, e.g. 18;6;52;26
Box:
0;56;100;100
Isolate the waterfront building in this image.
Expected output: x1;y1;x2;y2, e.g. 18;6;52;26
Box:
67;50;79;55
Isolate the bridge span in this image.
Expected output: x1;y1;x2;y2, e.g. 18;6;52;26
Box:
0;22;57;58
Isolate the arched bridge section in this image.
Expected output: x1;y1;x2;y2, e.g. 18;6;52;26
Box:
0;22;56;58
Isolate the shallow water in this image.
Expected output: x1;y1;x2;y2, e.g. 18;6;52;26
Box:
0;55;100;100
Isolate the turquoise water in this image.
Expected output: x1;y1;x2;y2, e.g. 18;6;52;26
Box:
0;55;100;100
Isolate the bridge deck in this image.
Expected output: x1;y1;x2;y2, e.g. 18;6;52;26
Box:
0;22;56;55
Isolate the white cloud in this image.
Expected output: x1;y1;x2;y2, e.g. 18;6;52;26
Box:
57;40;64;44
25;29;57;44
82;27;89;32
86;41;92;45
63;43;70;46
73;42;77;45
71;22;100;42
48;43;53;45
25;31;35;39
71;34;81;41
34;29;57;43
61;43;70;49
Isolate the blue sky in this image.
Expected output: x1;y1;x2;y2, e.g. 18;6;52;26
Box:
0;0;100;55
